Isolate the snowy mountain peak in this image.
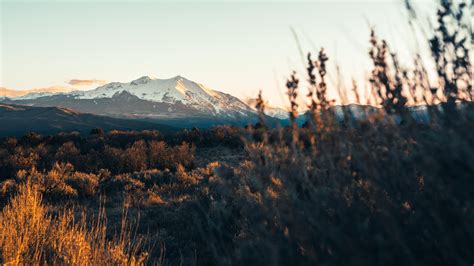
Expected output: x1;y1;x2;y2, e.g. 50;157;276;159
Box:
72;75;252;116
131;76;153;85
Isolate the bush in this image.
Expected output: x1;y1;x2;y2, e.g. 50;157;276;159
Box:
65;172;99;198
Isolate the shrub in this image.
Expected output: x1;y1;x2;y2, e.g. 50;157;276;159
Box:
65;172;99;198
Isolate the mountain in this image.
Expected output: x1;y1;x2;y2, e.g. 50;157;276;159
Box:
263;106;289;120
293;104;432;126
74;76;251;116
244;97;289;119
0;86;73;98
2;76;274;127
0;103;176;137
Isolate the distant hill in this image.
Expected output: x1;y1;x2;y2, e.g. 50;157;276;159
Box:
0;104;176;137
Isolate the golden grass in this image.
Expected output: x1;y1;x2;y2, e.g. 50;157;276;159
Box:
0;181;150;265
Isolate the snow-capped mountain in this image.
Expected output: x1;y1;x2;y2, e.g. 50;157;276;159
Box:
263;106;289;119
12;91;71;100
1;86;73;98
244;97;289;119
71;75;251;117
1;75;278;128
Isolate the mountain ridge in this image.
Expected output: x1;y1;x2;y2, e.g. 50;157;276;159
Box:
0;103;176;137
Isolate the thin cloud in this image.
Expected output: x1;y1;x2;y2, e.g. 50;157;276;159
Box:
67;79;108;86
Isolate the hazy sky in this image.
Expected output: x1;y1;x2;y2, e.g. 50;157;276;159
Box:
1;0;435;106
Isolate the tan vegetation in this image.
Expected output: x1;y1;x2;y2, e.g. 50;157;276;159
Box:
0;181;150;265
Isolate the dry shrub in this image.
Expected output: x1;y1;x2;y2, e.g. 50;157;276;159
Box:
0;179;17;198
14;163;100;200
65;172;99;198
142;190;166;206
175;164;200;185
148;141;195;171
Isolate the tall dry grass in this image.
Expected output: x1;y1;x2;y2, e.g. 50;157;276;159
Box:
0;181;151;265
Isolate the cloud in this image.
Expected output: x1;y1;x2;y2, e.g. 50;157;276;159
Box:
67;79;108;86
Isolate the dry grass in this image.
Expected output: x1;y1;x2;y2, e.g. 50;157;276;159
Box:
0;181;150;265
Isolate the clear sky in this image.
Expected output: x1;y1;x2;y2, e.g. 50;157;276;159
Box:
1;0;435;107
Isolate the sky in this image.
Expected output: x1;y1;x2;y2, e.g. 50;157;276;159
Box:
1;0;436;107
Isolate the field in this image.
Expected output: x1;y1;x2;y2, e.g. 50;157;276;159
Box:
0;1;473;265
